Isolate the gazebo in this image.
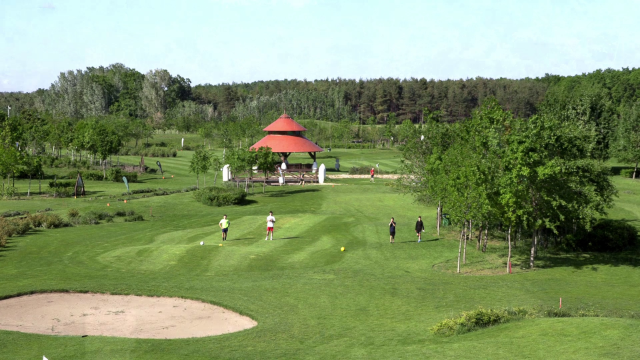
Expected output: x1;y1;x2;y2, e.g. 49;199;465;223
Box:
250;113;323;182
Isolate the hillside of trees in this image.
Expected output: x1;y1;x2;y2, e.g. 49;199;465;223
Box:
2;65;639;126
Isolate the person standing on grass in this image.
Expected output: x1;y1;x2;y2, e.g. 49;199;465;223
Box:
266;211;276;240
415;216;425;242
370;167;375;182
219;214;230;241
389;217;396;244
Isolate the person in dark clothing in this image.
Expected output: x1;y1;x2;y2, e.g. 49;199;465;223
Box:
389;217;396;244
415;216;425;242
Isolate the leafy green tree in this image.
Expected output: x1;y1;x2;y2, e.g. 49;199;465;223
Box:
615;102;640;178
255;146;280;193
211;154;222;186
189;149;212;189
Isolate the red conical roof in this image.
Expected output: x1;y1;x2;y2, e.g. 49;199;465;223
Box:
263;113;307;132
250;135;323;153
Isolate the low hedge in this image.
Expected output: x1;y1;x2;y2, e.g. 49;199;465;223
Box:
193;186;247;207
66;170;138;182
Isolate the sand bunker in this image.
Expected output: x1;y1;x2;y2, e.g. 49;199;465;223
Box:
0;293;257;339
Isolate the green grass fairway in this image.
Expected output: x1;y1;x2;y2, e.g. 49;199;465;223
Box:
1;150;640;359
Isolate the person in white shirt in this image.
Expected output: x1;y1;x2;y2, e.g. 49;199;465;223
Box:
266;211;276;240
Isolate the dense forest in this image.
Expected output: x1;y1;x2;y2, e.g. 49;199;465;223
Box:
3;64;640;126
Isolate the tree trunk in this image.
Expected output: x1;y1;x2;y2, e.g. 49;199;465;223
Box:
634;161;638;179
507;224;512;273
477;222;482;250
103;160;106;180
437;202;441;236
214;171;218;186
457;224;464;274
482;226;488;252
530;229;537;269
464;220;470;264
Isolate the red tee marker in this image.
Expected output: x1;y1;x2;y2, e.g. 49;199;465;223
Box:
107;203;110;207
560;298;562;309
124;200;127;203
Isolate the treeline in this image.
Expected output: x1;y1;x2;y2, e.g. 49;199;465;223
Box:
3;65;640;127
400;98;640;273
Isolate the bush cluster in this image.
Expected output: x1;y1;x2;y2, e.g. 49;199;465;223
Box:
106;168;138;183
49;181;75;189
574;219;638;252
1;210;30;218
430;306;619;336
122;186;197;197
66;170;138;183
193;186;247;207
124;214;144;222
28;213;66;229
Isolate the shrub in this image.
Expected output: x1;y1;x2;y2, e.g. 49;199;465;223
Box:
124;214;144;222
67;208;80;219
49;180;75;189
37;208;53;213
575;219;638;252
3;186;18;198
430;308;513;336
1;210;29;218
620;169;640;178
114;210;127;217
46;187;74;198
193;186;247;207
126;210;135;216
29;213;66;229
12;218;32;236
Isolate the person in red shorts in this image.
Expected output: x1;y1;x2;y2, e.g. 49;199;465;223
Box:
370;167;375;182
265;211;276;240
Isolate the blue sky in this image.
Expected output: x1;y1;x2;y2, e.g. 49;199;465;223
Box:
1;0;639;92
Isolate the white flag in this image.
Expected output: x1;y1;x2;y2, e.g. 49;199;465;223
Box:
181;138;184;148
44;356;48;360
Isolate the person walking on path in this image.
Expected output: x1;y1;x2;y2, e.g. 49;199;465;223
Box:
266;211;276;240
415;216;425;242
389;217;396;244
370;167;375;182
219;214;230;241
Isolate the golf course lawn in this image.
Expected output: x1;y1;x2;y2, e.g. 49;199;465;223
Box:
1;149;640;359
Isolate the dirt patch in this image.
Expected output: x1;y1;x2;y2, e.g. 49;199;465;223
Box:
0;293;257;339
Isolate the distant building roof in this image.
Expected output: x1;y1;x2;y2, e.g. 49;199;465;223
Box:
263;113;308;132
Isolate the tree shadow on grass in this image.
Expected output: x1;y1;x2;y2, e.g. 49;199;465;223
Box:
263;188;320;198
274;237;301;240
399;238;440;243
534;251;640;270
225;237;252;241
508;244;640;270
